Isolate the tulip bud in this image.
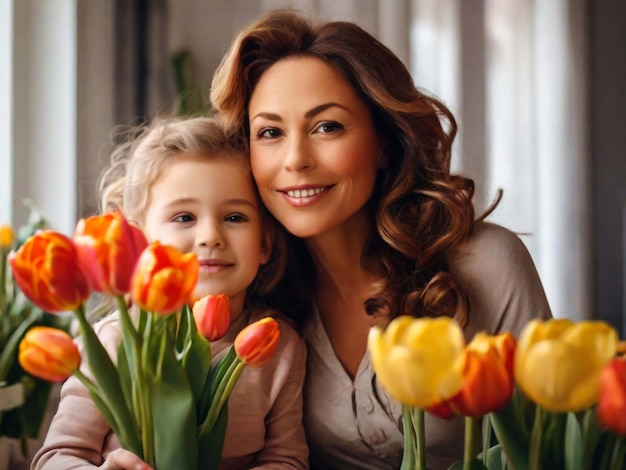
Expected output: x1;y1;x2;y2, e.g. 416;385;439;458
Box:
597;357;626;435
19;326;81;382
131;242;198;315
0;224;13;248
9;230;91;312
368;316;465;409
193;294;230;341
74;211;148;295
234;317;280;367
515;319;618;412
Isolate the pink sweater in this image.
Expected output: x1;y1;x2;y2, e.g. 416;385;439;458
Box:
31;309;309;469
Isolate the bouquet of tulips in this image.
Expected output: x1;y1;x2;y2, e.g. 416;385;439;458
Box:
9;211;280;469
0;202;70;455
368;316;626;470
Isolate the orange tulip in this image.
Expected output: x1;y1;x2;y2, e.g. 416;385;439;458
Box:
131;242;198;315
193;294;230;341
448;332;516;417
19;326;81;382
74;211;148;295
597;357;626;435
234;317;280;367
9;230;91;312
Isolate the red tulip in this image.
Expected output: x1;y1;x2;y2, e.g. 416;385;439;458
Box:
9;230;91;312
234;318;280;367
74;211;148;295
448;332;516;417
193;294;230;341
19;326;81;382
426;401;456;420
131;242;198;315
597;357;626;435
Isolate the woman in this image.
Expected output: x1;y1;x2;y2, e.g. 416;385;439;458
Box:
211;10;552;469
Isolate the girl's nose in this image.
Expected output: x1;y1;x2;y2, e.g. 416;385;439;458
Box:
197;222;224;248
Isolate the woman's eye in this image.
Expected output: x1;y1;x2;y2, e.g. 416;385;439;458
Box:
316;122;343;133
258;128;282;139
225;214;248;223
173;214;194;223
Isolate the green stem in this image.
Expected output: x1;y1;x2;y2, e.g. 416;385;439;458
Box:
412;407;426;470
200;359;245;435
464;416;476;470
401;405;417;470
139;313;155;468
117;297;153;466
529;405;545;470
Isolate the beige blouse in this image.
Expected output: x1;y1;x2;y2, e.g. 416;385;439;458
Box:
303;222;553;470
31;309;309;469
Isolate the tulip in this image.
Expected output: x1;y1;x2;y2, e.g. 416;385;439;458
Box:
0;224;13;248
515;319;618;412
131;242;198;315
597;357;626;435
234;317;280;367
368;316;465;409
9;230;91;312
19;326;81;382
74;211;148;296
193;294;230;341
448;332;516;417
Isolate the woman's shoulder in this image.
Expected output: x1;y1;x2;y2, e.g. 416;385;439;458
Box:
449;221;552;337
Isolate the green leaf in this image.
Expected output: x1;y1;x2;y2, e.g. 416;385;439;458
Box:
178;306;211;401
74;307;141;455
564;412;583;470
0;308;42;381
197;400;228;470
152;333;197;470
582;407;602;468
198;347;237;419
489;395;530;470
486;444;504;470
447;459;489;470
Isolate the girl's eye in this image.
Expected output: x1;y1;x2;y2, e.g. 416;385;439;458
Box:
225;214;248;223
173;214;194;223
316;122;343;134
257;128;282;139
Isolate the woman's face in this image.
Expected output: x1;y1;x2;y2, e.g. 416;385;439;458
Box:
248;56;385;239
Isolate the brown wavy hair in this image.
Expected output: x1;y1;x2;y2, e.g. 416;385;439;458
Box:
97;114;290;317
211;10;478;325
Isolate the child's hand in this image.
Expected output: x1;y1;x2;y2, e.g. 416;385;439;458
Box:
101;449;153;470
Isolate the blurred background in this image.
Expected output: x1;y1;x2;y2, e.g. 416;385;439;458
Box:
1;0;624;332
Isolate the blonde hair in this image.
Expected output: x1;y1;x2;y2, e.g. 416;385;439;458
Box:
98;114;289;315
99;115;247;225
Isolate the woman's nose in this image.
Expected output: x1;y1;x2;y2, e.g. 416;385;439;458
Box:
284;136;315;172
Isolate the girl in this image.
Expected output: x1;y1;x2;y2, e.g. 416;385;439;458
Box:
31;116;308;469
210;10;552;470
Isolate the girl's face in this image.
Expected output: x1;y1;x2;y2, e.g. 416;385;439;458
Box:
248;56;386;240
142;155;270;316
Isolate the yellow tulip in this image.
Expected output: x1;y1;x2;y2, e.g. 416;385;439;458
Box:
515;318;618;412
368;316;465;409
0;224;14;248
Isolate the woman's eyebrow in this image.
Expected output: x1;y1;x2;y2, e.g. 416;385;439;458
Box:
250;102;350;122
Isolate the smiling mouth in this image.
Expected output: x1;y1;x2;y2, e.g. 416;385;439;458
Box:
285;187;328;198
